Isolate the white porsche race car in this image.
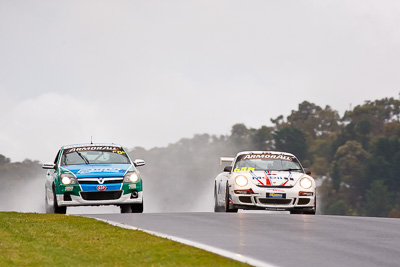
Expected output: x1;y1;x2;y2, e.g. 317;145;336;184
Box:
214;151;316;214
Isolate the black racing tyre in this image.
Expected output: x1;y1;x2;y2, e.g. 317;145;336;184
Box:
53;186;66;214
120;204;132;213
290;210;303;214
303;197;317;215
303;210;316;215
224;183;238;213
214;184;223;212
131;202;144;213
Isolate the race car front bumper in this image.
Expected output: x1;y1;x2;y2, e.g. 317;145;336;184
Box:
56;190;143;207
229;184;315;211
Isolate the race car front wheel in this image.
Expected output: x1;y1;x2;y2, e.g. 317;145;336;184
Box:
131;202;143;213
120;202;144;213
224;183;238;213
214;183;224;212
52;185;66;214
120;204;131;213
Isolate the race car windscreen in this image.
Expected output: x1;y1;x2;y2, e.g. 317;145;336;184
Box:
234;154;303;172
60;146;130;165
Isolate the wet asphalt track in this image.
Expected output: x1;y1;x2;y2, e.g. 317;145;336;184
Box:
84;212;400;267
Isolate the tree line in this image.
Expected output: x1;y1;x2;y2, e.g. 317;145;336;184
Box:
130;97;400;216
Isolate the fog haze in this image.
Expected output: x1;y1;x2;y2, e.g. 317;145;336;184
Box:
1;1;400;162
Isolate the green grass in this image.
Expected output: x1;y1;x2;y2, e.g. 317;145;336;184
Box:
0;212;249;266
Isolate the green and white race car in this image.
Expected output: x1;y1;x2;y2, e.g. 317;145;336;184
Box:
42;143;145;214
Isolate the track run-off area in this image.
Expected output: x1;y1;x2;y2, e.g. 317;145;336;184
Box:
83;212;400;267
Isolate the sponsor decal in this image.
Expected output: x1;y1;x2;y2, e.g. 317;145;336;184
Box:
65;146;124;154
97;185;107;191
65;186;74;191
265;188;285;192
269;193;283;198
129;184;137;189
264;170;272;186
250;170;264;185
249;170;291;186
77;168;124;174
243;154;292;161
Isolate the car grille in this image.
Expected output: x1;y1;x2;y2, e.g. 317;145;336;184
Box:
80;190;122;200
258;198;293;205
297;198;311;205
78;177;123;184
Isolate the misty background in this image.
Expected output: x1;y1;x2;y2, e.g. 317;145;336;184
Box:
1;1;400;163
1;1;400;216
0;97;399;217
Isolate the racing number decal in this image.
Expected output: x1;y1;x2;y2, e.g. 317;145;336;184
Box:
234;167;255;172
112;150;126;155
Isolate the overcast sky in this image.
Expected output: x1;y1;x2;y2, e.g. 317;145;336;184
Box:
1;0;399;162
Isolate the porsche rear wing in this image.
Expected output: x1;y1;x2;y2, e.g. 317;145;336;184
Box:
220;157;234;165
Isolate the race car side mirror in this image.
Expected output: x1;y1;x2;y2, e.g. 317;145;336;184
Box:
133;159;145;167
223;166;232;172
42;162;56;169
304;168;311;175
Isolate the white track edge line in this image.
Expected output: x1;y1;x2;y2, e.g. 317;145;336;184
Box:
94;218;277;267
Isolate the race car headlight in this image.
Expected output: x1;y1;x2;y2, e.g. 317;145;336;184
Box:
123;172;139;183
300;177;312;189
60;174;78;185
235;175;248;187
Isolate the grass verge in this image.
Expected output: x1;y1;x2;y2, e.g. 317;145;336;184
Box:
0;212;249;266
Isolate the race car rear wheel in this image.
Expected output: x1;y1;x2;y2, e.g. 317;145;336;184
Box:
224;183;238;213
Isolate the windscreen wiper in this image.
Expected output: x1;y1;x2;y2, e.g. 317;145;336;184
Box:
76;151;90;164
282;168;302;171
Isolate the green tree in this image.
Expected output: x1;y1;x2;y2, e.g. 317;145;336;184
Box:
364;180;391;217
334;141;370;211
273;127;309;162
286;101;341;139
250;126;273;150
331;161;341;192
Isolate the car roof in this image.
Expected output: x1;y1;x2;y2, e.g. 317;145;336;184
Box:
62;143;123;149
236;151;296;157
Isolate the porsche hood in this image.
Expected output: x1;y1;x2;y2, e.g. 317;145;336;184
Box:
240;170;305;187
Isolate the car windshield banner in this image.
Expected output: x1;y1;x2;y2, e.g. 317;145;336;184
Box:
64;146;124;154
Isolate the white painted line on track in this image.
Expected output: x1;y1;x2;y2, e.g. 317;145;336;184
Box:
93;217;277;267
